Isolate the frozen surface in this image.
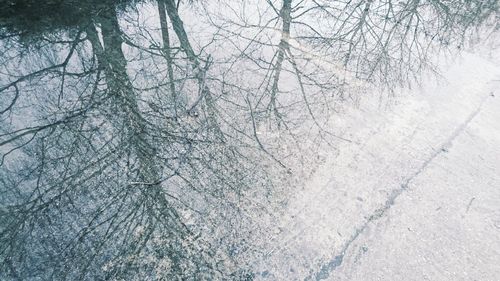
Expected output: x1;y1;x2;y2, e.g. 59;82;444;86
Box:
254;53;500;280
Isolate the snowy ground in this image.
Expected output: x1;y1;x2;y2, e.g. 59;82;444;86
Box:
252;52;500;280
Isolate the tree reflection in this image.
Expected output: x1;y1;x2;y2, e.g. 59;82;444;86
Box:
0;0;497;280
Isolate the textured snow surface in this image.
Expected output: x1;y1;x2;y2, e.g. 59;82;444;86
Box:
253;53;500;280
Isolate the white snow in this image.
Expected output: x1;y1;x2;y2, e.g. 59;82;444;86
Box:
252;51;500;280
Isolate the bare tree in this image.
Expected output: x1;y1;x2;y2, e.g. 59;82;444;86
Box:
0;1;268;280
0;0;497;280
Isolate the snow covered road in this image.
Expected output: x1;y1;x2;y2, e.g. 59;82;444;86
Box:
327;82;500;281
254;53;500;281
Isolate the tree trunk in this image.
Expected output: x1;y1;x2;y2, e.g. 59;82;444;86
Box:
157;0;178;118
270;0;292;119
163;0;197;63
